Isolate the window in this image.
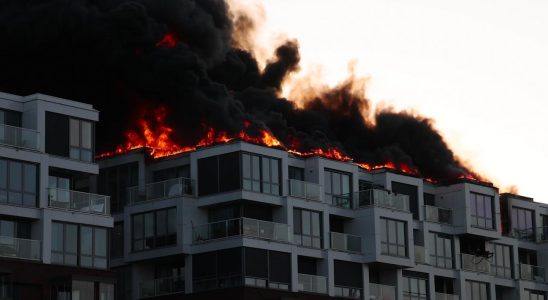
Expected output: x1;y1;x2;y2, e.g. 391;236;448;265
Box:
430;232;453;269
48;175;71;206
392;182;419;219
465;281;489;300
111;222;124;258
380;218;407;257
51;222;108;269
242;153;280;195
511;206;535;240
293;208;322;249
0;159;37;207
98;162;138;213
99;283;115;300
132;208;176;251
403;276;427;300
525;290;546;300
69;118;93;162
198;152;241;196
492;244;512;278
324;169;351;206
193;248;243;292
470;193;494;229
0;273;11;300
288;166;304;181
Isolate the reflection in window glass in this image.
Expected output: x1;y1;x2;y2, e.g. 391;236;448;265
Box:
380;218;407;257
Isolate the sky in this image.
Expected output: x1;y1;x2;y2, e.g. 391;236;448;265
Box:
244;0;548;202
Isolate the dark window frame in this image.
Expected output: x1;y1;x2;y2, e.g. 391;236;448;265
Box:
131;207;177;251
470;192;494;229
293;208;322;249
0;158;38;207
69;117;94;162
380;217;407;257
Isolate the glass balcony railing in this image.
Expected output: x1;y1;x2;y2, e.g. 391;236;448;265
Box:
330;232;362;253
356;189;410;211
537;226;548;242
0;236;41;261
0;124;40;151
288;179;321;201
47;188;110;215
192;218;291;244
511;228;536;242
435;292;460;300
332;194;355;209
298;273;327;294
334;285;362;299
414;245;427;264
424;205;452;224
369;283;396;300
128;177;194;204
139;275;184;298
461;253;491;274
519;263;546;282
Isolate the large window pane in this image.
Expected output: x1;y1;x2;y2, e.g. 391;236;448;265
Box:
81;121;92;149
70;119;79;147
94;228;107;256
80;226;93;255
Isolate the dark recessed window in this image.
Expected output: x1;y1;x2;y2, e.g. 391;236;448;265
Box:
132;207;176;251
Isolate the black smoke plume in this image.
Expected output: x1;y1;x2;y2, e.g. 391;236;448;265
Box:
0;0;480;181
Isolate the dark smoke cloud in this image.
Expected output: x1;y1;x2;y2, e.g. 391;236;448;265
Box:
0;0;479;181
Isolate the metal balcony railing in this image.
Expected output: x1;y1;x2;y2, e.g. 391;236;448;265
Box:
334;285;362;299
356;189;410;212
0;236;41;261
461;253;491;274
369;283;396;300
288;179;321;202
139;275;184;298
128;177;194;204
435;292;460;300
519;263;545;282
192;218;291;244
424;205;452;224
414;245;427;264
330;232;362;253
47;188;110;215
0;123;40;151
298;273;327;294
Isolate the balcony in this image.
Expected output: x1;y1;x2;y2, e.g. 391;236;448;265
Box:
298;273;327;294
511;228;536;242
332;194;355;209
0;124;40;151
369;283;396;300
288;179;321;202
0;236;41;261
48;188;110;215
424;205;452;224
356;189;410;212
435;292;460;300
192;218;291;244
538;226;548;242
461;253;491;274
139;275;184;298
519;263;546;282
330;232;362;253
128;177;194;204
414;245;427;264
334;285;362;299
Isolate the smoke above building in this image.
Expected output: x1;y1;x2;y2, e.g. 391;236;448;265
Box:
0;0;483;182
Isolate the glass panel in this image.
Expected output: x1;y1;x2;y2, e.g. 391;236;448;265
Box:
70;119;79;147
52;222;63;251
94;228;107;256
80;226;93;255
23;164;36;193
99;283;114;300
252;156;260;180
0;160;6;190
262;157;270;182
242;154;250;178
65;224;78;254
311;212;320;237
156;210;167;236
9;161;22;191
333;173;341;195
72;280;94;300
271;160;279;184
342;174;350;194
324;171;331;194
81;121;92;149
167;208;176;233
302;211;311;235
293;209;301;234
133;214;143;238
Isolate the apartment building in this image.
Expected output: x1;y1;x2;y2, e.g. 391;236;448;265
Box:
98;139;548;300
0;92;114;299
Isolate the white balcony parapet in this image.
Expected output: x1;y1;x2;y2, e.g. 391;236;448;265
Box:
369;283;396;300
461;253;491;274
128;177;194;204
435;292;460;300
139;275;184;298
298;273;327;294
0;123;40;151
192;217;291;244
288;179;321;202
424;205;452;224
356;189;410;212
48;188;110;215
334;285;362;299
0;236;41;261
330;232;362;253
520;263;546;282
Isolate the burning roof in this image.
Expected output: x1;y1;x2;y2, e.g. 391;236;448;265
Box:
0;0;485;183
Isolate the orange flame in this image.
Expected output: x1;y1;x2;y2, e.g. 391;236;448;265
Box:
96;107;483;183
